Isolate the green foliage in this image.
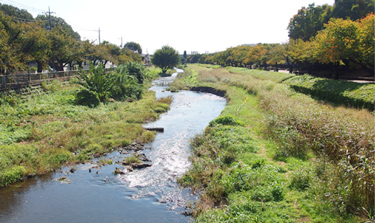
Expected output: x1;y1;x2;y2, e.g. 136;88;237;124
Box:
209;115;244;127
75;88;100;108
74;62;145;103
110;63;143;101
179;64;370;221
151;45;180;74
288;3;333;41
123;155;141;165
289;165;313;191
0;166;27;187
0;77;171;186
124;41;142;54
74;63;113;101
122;61;145;84
0;3;33;20
284;74;375;110
333;0;374;21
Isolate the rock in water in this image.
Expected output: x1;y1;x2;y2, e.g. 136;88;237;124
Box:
131;163;152;169
114;167;125;175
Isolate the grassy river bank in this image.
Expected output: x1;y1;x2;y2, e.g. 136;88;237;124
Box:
175;64;375;222
0;67;172;187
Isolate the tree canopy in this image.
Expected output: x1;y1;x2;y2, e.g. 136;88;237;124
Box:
0;3;33;20
36;15;81;41
0;4;142;74
186;11;374;77
151;45;180;74
288;0;374;41
124;42;142;54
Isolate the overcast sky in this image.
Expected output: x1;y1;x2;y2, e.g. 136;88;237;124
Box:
1;0;334;54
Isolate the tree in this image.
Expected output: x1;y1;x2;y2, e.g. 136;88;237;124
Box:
124;41;142;54
19;21;51;72
286;39;317;73
0;3;33;21
151;45;180;74
333;0;374;20
288;4;333;41
36;15;80;40
314;18;360;78
244;44;268;68
356;13;374;73
48;26;78;71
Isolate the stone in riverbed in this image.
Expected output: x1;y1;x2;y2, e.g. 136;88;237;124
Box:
130;163;152;169
114;167;125;175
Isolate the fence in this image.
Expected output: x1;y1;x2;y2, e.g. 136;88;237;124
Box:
0;68;115;92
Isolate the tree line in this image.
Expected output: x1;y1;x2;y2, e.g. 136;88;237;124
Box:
185;0;374;78
0;4;143;74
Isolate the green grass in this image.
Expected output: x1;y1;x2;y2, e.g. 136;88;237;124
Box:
177;64;371;222
226;66;375;111
0;68;171;187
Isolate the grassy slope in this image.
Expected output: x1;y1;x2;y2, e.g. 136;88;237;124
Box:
227;67;375;111
178;64;374;222
0;71;171;187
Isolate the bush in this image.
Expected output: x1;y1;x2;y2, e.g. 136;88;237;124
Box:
209;115;244;127
289;166;312;191
123;155;141;165
0;166;27;187
123;61;145;84
75;88;100;107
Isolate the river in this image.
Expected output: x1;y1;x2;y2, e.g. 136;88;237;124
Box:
0;69;226;223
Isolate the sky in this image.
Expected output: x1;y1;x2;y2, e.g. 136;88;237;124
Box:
0;0;334;54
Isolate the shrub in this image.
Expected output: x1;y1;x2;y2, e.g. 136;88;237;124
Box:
74;63;114;101
289;166;312;191
122;61;145;84
0;166;27;187
123;155;141;165
209;115;244;127
75;88;100;107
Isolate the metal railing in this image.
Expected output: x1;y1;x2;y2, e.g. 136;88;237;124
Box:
0;68;115;91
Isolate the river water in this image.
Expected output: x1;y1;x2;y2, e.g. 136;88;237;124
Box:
0;69;226;223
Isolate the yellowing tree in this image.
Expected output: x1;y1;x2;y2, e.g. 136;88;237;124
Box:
356;13;374;73
314;18;359;78
244;44;267;68
314;14;374;77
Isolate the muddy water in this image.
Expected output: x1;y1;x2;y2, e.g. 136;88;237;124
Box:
0;69;226;223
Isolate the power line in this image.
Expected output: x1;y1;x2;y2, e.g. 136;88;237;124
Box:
54;13;97;32
43;6;55;31
0;0;44;14
0;0;100;42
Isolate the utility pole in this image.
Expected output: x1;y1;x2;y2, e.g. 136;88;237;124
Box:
98;28;101;44
45;6;55;31
118;36;123;47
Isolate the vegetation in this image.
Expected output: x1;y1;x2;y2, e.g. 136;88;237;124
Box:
0;4;142;74
185;1;374;78
151;45;180;74
287;0;374;41
227;67;375;111
0;67;170;187
73;61;147;105
177;64;374;222
124;42;142;54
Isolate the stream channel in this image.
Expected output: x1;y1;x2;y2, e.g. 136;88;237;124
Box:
0;69;226;223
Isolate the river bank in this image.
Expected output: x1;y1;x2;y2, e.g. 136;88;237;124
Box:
177;64;374;222
0;67;166;187
0;68;228;222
